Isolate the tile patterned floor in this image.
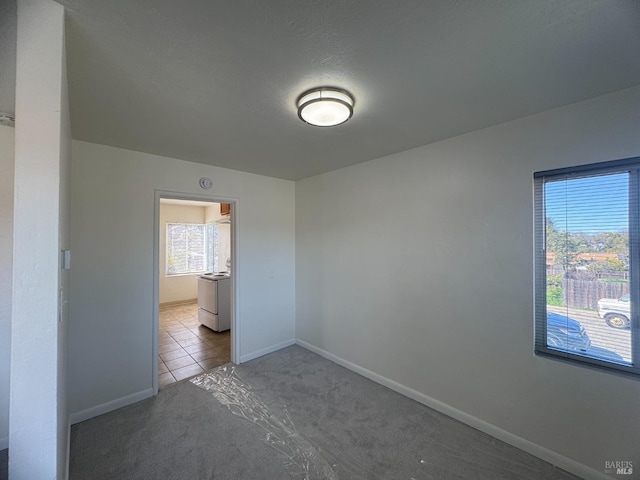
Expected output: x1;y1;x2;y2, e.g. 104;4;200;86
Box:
158;302;231;388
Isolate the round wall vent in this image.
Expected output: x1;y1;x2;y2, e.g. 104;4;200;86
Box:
199;177;213;189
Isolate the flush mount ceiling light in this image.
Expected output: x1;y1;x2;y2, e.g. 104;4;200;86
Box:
297;87;354;127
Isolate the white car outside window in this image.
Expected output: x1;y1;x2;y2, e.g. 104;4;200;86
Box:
597;294;631;329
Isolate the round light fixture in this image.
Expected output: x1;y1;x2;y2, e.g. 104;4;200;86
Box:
297;87;354;127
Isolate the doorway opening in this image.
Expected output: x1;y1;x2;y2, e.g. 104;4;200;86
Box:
152;192;236;393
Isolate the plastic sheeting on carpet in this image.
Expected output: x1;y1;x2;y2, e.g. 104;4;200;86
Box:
191;365;375;480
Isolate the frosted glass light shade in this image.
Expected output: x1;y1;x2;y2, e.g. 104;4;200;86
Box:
297;88;354;127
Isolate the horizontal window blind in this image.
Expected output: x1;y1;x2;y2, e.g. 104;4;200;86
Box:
167;223;214;275
534;159;640;377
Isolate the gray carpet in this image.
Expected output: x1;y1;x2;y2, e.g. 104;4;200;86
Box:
69;345;581;479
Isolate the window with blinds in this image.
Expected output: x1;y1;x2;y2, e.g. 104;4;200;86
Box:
534;158;640;376
167;223;218;275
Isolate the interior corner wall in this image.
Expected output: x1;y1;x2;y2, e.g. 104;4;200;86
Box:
216;223;232;272
295;85;640;478
11;0;69;478
204;203;223;223
0;126;14;451
68;142;296;419
159;204;205;304
203;204;233;273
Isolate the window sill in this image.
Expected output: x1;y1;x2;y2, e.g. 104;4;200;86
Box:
535;348;639;380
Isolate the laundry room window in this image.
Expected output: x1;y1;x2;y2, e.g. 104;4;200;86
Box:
166;223;218;275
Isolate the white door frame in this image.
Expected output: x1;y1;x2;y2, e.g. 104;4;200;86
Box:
152;189;239;394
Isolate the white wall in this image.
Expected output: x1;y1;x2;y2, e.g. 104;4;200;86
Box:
11;0;70;478
204;203;224;223
69;141;296;418
159;203;205;304
217;223;232;272
57;28;71;478
204;204;232;272
0;126;14;451
296;85;640;479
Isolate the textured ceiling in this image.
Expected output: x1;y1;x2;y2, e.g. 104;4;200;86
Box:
2;1;640;179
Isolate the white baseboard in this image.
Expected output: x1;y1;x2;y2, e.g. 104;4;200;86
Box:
0;436;7;450
239;338;296;364
68;339;296;425
69;388;154;425
295;339;606;480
